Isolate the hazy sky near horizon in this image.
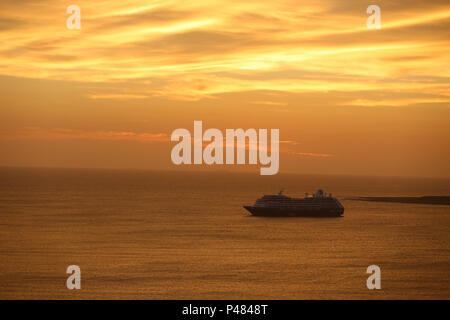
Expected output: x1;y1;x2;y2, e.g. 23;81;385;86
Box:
0;0;449;177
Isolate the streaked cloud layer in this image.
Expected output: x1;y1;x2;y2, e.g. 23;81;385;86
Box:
1;0;449;103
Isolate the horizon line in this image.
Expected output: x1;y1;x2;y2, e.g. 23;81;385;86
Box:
0;165;449;180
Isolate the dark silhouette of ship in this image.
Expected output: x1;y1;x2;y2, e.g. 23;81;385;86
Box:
244;189;344;217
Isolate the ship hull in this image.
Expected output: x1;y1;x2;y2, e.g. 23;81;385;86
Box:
243;206;343;217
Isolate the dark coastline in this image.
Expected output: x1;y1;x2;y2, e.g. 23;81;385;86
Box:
349;196;450;206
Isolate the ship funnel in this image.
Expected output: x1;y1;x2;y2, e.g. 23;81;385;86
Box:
315;189;324;198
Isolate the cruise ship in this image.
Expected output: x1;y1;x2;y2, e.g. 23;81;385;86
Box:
243;189;344;217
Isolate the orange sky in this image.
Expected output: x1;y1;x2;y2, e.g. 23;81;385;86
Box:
0;0;449;177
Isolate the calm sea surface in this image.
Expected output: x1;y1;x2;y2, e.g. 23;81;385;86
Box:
0;167;449;299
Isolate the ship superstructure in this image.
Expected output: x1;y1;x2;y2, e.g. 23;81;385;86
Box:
244;189;344;217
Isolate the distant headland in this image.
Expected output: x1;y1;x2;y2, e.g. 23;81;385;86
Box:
349;196;450;206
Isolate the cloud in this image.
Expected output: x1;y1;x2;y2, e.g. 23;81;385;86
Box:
87;93;149;100
0;0;448;103
0;127;169;142
344;97;450;108
250;100;288;106
293;152;334;158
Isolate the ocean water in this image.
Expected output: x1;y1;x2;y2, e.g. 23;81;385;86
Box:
0;167;449;299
